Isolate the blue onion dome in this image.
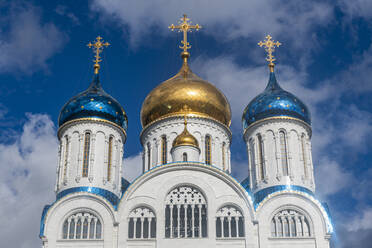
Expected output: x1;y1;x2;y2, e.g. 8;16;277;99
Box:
242;72;311;130
58;74;128;131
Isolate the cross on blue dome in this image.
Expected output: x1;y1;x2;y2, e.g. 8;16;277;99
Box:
242;72;311;130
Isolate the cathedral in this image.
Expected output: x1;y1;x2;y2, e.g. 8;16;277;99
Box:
39;15;333;248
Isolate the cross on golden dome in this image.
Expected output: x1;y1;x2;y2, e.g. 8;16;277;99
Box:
258;35;281;72
169;14;202;63
87;36;110;74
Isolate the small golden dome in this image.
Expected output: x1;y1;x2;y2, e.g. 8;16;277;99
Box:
172;119;199;149
141;63;231;127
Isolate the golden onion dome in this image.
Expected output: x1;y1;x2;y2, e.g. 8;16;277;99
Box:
172;118;199;149
141;62;231;127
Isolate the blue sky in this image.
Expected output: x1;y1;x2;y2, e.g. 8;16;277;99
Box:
0;0;372;247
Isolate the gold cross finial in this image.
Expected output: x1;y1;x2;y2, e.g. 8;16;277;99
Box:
169;14;201;63
258;35;281;72
87;36;110;74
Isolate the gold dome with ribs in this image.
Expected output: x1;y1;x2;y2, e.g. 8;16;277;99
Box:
172;116;199;149
140;62;231;127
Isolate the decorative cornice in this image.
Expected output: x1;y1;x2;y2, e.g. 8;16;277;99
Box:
140;115;232;145
58;117;127;140
243;116;312;137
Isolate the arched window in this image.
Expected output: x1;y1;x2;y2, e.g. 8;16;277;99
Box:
222;142;226;170
205;135;211;165
63;136;69;179
161;136;167;164
279;131;289;176
183;152;188;162
82;132;91;177
216;206;244;238
271;209;311;238
147;143;151;169
107;136;113;181
165;186;207;238
301;134;308;178
62;212;102;240
257;134;265;180
128;207;156;239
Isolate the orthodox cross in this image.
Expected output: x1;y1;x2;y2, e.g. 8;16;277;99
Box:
87;36;110;74
258;35;281;72
169;14;201;62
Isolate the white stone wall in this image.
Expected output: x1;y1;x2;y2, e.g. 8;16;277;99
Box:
243;118;315;193
141;116;232;172
42;163;331;248
171;145;200;162
56;120;126;197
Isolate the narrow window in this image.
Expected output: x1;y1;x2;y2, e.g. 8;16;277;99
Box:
107;137;113;181
82;132;91;177
279;131;289;176
257;134;265;180
69;219;75;239
301;134;308;178
161;136;167;164
63;136;69;179
96;220;102;239
62;220;68;239
205;135;211;165
222;142;226;170
183;152;188;162
147;143;151;169
76;219;82;239
82;219;88;239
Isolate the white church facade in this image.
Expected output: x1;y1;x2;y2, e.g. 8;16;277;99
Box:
39;16;333;248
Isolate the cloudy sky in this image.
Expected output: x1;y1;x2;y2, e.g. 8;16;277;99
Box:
0;0;371;247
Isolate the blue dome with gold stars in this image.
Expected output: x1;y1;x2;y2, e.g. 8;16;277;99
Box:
58;74;128;131
242;72;310;130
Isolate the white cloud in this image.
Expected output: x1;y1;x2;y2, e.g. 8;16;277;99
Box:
0;3;66;74
91;0;332;48
339;0;372;20
347;207;372;232
55;5;80;25
0;113;58;248
315;158;353;198
123;153;143;182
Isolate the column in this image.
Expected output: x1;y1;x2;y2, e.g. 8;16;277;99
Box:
148;217;152;238
198;204;202;237
227;217;231;238
67;219;71;239
93;218;97;239
141;217;144;239
170;205;174;238
235;217;239;237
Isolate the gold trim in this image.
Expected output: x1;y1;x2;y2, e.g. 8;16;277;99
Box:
143;111;231;129
58;117;127;139
244;116;311;134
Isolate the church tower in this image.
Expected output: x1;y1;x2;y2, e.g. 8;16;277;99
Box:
140;15;232;172
56;36;127;200
242;35;315;195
